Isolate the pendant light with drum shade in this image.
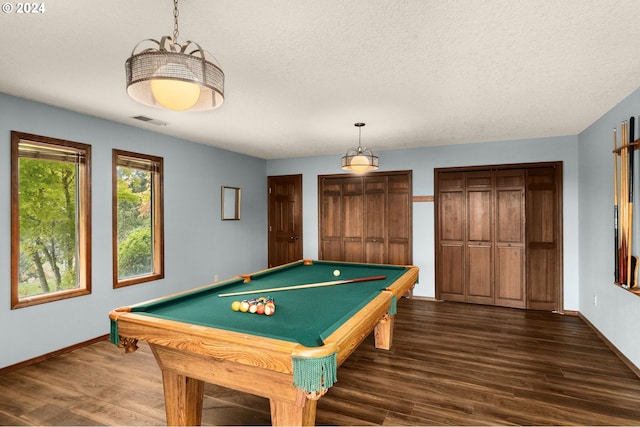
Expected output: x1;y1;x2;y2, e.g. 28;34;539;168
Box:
341;123;379;173
125;0;224;112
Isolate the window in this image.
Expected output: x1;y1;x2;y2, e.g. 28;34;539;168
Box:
113;149;164;288
11;131;92;309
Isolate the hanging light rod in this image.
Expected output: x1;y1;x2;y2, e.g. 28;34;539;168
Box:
125;0;225;112
341;123;379;173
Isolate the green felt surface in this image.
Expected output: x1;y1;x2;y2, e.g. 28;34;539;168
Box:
130;260;410;347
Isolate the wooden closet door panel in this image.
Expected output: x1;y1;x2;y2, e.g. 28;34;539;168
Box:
436;172;465;300
528;248;556;304
388;243;408;265
467;189;491;242
466;173;493;303
364;176;385;264
343;177;364;262
320;178;342;238
388;192;409;239
496;191;524;242
389;172;412;264
438;190;464;299
495;247;525;307
439;191;465;241
528;191;554;242
466;172;492;188
526;167;560;311
364;241;384;264
495;170;525;308
321;241;342;261
319;178;343;260
439;244;465;301
466;245;493;303
344;240;363;262
388;191;411;265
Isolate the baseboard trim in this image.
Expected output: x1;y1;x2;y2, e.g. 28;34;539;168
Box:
410;295;439;302
560;309;579;316
579;313;640;379
0;334;109;375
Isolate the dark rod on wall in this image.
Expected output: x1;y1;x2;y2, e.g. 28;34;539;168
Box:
614;127;619;283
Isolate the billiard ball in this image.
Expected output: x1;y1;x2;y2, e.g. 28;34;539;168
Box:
333;269;340;277
240;301;250;312
231;301;241;311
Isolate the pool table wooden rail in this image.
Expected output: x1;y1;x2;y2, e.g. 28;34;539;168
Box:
110;292;395;426
108;261;419;426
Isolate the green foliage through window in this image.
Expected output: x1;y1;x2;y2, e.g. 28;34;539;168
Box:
113;149;164;288
18;158;79;296
117;166;153;279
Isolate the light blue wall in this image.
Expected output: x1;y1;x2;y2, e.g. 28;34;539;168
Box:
0;93;268;368
267;135;580;309
5;86;640;372
578;86;640;369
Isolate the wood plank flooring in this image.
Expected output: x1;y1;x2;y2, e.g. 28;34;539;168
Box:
2;299;640;425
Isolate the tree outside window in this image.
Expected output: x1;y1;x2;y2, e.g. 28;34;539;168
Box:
11;132;92;308
113;150;164;288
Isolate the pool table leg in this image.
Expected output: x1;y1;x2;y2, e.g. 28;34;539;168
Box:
161;370;205;426
373;313;395;350
269;391;318;426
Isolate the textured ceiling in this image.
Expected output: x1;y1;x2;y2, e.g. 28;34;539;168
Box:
3;1;640;159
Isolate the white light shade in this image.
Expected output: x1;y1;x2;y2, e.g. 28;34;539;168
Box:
349;155;373;173
150;76;201;111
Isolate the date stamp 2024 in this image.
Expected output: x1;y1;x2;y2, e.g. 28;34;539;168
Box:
2;3;46;14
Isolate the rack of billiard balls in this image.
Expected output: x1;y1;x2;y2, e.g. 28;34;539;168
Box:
231;296;276;316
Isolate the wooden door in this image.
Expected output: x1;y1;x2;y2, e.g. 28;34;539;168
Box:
318;171;412;265
364;176;386;263
387;173;413;265
435;162;562;312
494;170;526;308
465;171;494;305
268;175;302;268
436;172;465;301
319;177;343;261
342;177;364;262
526;166;562;311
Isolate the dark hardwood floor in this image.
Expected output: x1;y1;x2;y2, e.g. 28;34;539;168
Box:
2;299;640;425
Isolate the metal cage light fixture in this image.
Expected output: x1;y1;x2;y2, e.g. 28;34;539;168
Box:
125;0;224;112
341;123;379;173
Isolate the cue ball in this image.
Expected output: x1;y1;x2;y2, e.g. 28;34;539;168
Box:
333;269;340;276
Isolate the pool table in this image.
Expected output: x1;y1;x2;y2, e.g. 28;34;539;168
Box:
109;259;418;426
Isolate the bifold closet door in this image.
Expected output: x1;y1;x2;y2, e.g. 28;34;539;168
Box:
494;170;526;308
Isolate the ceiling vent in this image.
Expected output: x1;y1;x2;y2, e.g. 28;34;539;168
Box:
131;115;168;126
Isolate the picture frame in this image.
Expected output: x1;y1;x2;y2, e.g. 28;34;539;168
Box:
221;186;241;220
